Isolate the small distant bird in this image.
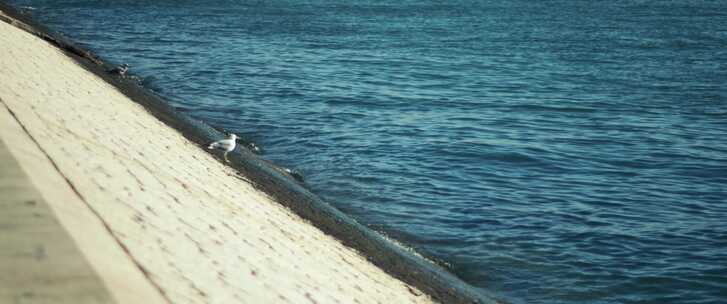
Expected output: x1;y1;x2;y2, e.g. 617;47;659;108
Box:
208;133;237;163
247;142;261;154
108;63;129;76
283;167;305;183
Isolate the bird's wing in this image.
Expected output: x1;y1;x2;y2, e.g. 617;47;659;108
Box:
208;141;221;149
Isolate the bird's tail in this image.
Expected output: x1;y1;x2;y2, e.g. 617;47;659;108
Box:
208;142;219;149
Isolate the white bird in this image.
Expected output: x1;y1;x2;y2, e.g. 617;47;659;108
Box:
207;133;237;163
108;63;129;76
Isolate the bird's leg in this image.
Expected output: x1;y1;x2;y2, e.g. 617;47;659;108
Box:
224;151;230;163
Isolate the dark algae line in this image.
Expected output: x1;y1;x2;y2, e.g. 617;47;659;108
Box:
0;2;500;303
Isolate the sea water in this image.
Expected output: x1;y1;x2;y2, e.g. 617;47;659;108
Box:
10;1;727;303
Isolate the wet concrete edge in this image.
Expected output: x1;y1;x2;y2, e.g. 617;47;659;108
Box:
0;2;502;303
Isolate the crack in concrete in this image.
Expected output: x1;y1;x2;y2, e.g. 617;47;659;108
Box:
0;96;172;304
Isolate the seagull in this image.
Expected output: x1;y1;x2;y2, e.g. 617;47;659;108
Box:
208;133;237;163
108;63;129;76
247;142;261;154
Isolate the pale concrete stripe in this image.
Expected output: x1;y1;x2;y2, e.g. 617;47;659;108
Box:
0;102;168;304
0;137;114;303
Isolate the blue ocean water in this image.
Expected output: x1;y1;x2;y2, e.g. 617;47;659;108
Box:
10;1;727;303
